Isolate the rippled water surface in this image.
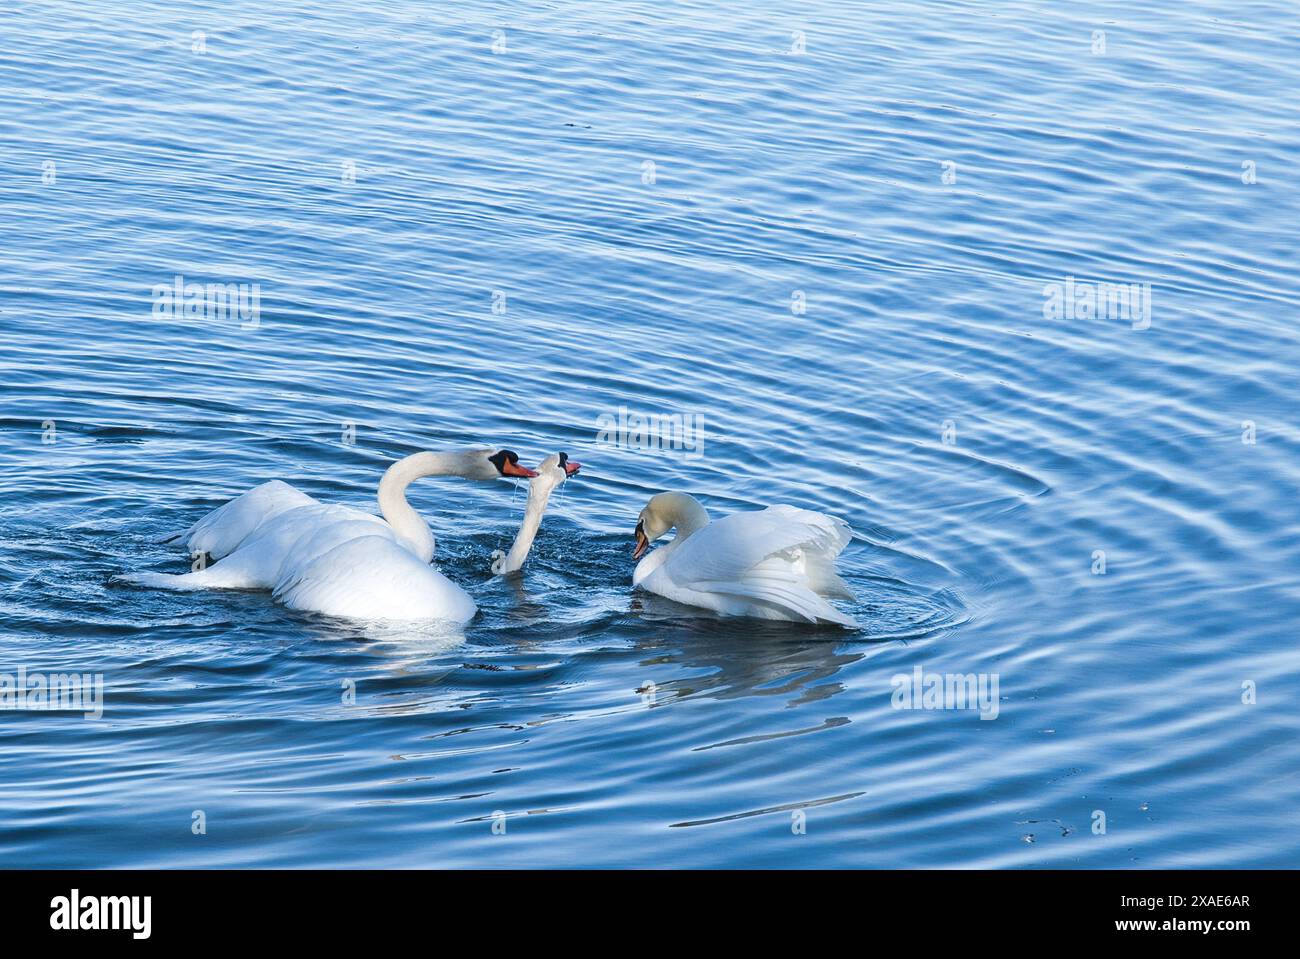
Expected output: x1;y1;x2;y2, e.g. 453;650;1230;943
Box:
2;0;1299;867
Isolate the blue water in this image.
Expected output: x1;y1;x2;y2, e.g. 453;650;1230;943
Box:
2;0;1298;868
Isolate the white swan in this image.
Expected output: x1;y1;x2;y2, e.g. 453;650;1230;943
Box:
631;492;858;627
491;452;580;575
118;448;570;623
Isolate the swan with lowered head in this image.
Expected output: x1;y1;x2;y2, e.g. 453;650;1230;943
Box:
631;492;858;627
118;448;575;622
491;452;581;575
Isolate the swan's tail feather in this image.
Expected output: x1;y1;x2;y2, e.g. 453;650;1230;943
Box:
114;571;207;591
810;601;857;629
114;564;252;592
802;554;857;600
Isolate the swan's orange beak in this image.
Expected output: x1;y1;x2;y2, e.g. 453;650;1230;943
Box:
503;460;538;478
633;522;649;560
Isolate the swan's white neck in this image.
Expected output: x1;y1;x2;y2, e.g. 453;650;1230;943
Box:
667;498;711;541
492;471;562;575
376;451;482;563
632;495;710;584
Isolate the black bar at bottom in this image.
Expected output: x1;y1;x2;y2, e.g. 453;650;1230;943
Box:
0;869;1276;944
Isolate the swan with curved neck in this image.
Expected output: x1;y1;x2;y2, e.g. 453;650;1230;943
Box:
117;446;547;622
491;452;581;575
378;449;536;562
630;491;858;627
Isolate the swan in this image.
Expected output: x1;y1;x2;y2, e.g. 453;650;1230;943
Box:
630;492;858;627
271;452;578;620
491;452;580;575
118;448;576;622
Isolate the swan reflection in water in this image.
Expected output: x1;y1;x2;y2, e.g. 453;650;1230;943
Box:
627;594;866;706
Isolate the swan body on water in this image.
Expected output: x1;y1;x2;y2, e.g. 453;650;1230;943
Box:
631;492;858;627
118;448;576;622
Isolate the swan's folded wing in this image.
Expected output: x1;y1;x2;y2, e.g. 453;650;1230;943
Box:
669;505;853;587
181;480;318;559
662;506;857;625
690;559;859;627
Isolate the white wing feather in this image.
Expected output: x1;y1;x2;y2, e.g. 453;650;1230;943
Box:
180;480;318;559
645;505;858;627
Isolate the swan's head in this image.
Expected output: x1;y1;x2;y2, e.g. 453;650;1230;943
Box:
489;452;582;577
485;449;538;480
530;452;582;493
633;491;706;560
559;451;582;478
